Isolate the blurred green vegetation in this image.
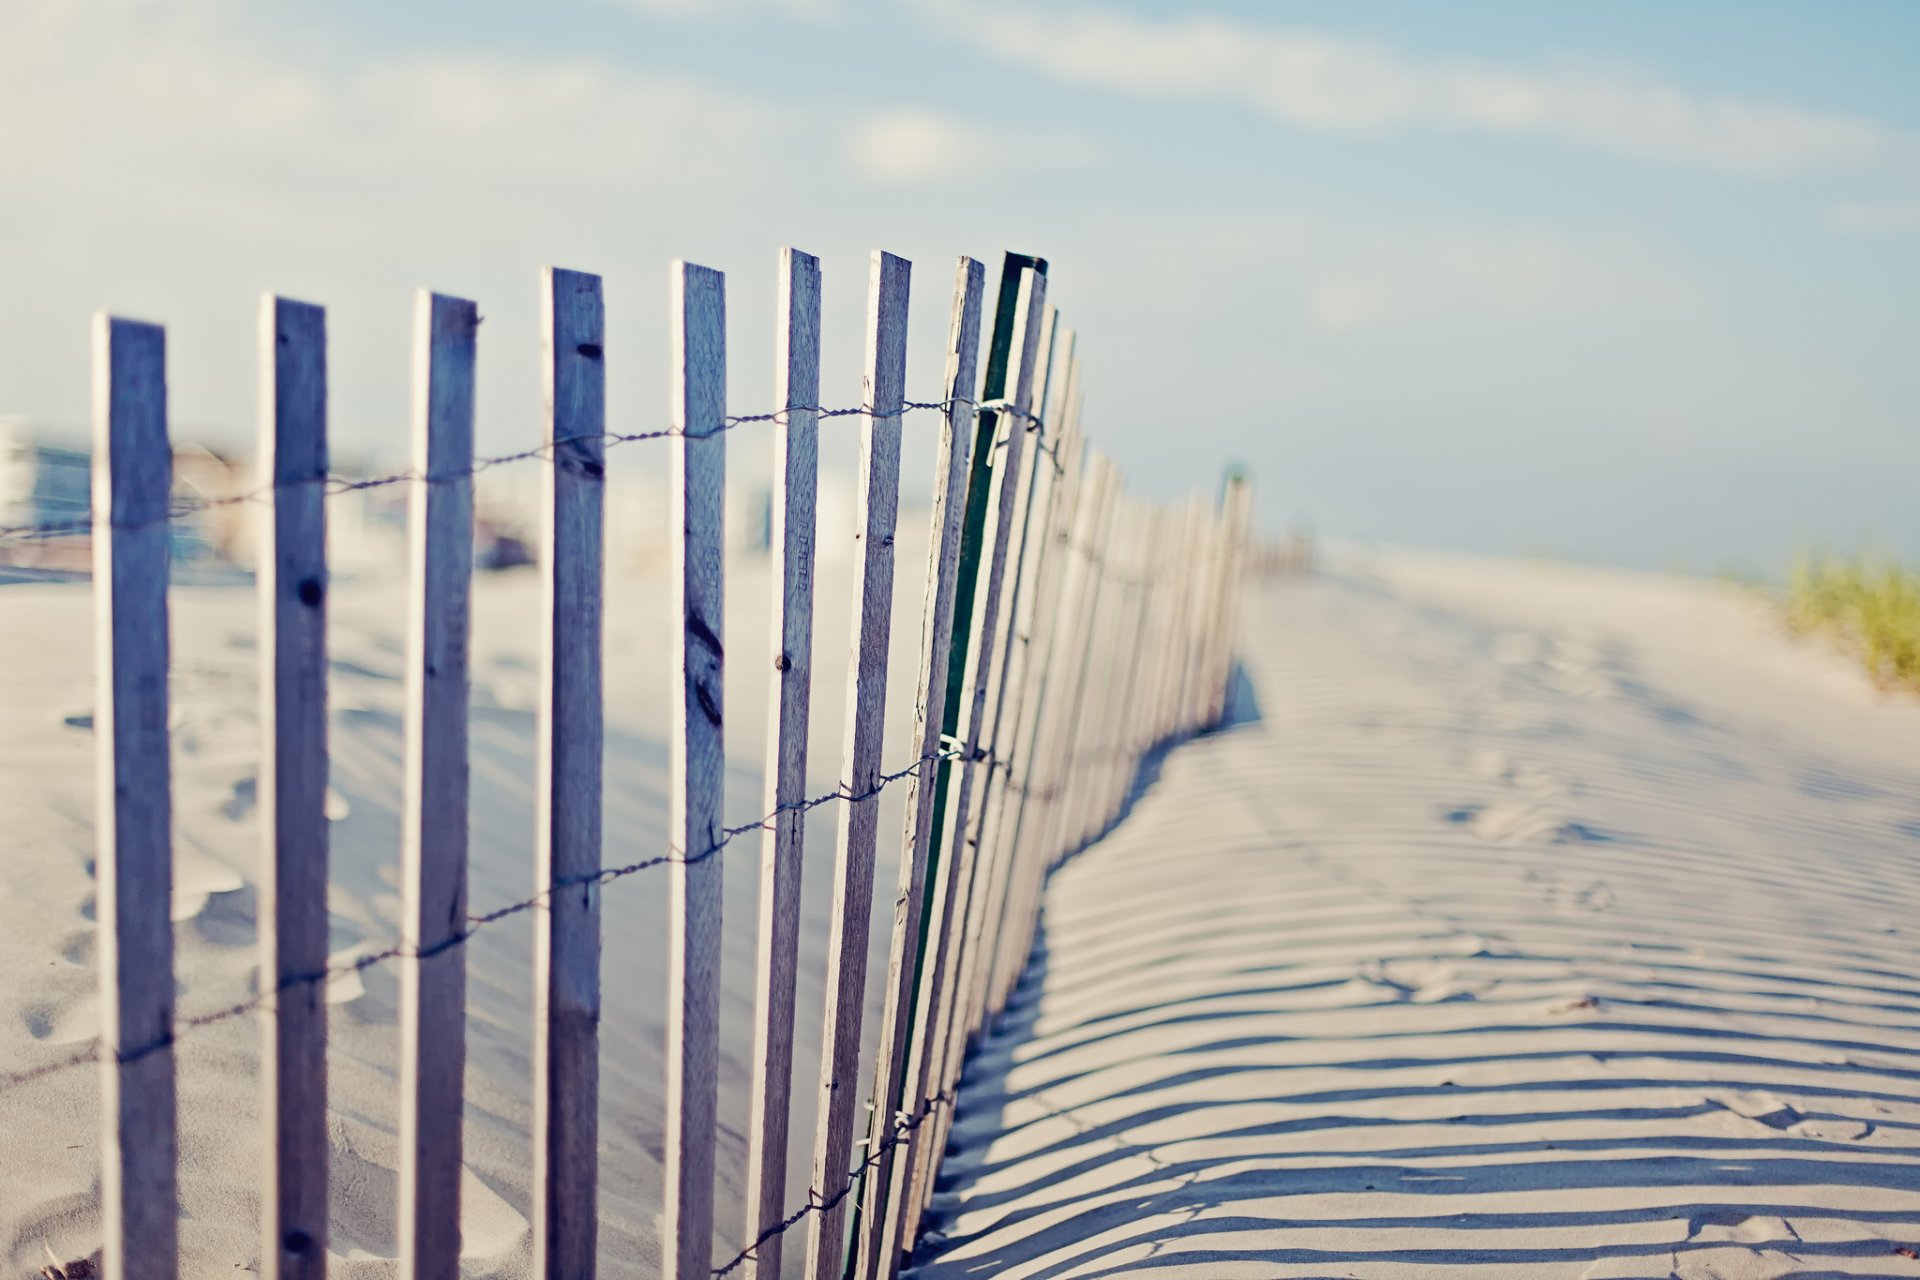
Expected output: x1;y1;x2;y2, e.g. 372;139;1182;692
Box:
1786;550;1920;691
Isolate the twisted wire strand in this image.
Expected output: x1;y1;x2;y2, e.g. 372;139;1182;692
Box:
0;744;972;1095
0;397;1022;546
711;1089;955;1278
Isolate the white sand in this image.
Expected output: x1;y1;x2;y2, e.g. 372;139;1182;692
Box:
916;552;1920;1278
0;520;939;1278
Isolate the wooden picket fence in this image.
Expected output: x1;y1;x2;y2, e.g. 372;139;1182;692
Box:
75;248;1253;1280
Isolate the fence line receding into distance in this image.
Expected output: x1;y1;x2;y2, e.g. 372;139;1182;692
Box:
13;247;1255;1280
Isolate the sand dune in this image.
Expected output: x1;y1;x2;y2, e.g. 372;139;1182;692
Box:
916;555;1920;1278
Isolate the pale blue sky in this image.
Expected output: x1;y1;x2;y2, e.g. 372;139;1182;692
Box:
2;0;1915;569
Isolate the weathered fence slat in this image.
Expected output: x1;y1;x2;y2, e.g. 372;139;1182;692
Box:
855;256;986;1280
902;264;1048;1242
946;309;1052;1049
989;426;1092;1018
534;266;606;1279
1002;439;1093;903
887;265;1039;1249
1037;458;1118;868
1208;475;1255;725
743;246;822;1280
258;296;330;1280
805;249;912;1280
1186;494;1228;730
976;362;1082;1028
93;313;178;1280
399;290;478;1280
666;260;727;1280
959;316;1074;1046
1097;500;1153;833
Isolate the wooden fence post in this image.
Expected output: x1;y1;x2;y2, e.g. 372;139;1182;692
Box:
994;439;1091;999
1096;503;1154;831
1055;473;1126;858
399;290;478;1280
1186;498;1228;731
872;257;1035;1271
902;264;1047;1243
943;309;1058;1056
1211;473;1255;722
979;395;1085;1024
93;313;178;1280
804;249;911;1280
665;260;727;1280
961;325;1078;1044
743;246;822;1280
1018;455;1107;886
258;295;329;1280
853;257;985;1280
534;267;606;1279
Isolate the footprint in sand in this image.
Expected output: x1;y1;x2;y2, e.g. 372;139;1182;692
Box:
1468;746;1573;801
19;991;102;1046
1356;958;1490;1004
1442;800;1564;844
1669;1213;1804;1280
1572;880;1616;912
171;844;246;924
20;1000;57;1040
1708;1090;1805;1132
60;930;93;966
224;775;351;823
326;1114;526;1266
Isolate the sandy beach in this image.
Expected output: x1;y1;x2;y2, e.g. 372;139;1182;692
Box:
10;543;1920;1277
916;552;1920;1278
0;515;939;1278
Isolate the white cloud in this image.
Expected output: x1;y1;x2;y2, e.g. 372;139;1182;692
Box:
843;107;1101;185
1299;226;1693;332
0;0;793;226
926;2;1906;179
1072;210;1693;335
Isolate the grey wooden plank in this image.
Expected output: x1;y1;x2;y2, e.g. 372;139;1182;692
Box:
665;260;727;1280
899;265;1047;1244
1164;497;1208;737
985;350;1087;1011
742;246;821;1280
92;313;178;1280
1091;499;1153;836
398;290;478;1280
1031;458;1118;870
854;257;986;1280
974;405;1083;1028
999;397;1096;912
1208;475;1255;724
257;295;330;1280
803;249;911;1280
1071;489;1134;847
1186;493;1229;730
534;266;606;1280
988;428;1093;1018
957;317;1073;1046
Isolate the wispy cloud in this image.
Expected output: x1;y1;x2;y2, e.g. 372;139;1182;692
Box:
843;107;1101;185
0;0;793;232
1296;225;1694;332
928;2;1905;179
